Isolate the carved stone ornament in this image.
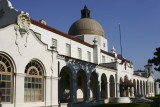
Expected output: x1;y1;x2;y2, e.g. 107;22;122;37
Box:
17;13;31;35
14;13;31;55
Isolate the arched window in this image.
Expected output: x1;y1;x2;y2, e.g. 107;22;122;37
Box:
24;60;44;102
0;54;14;103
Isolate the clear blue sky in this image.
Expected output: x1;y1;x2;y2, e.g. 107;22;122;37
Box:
10;0;160;78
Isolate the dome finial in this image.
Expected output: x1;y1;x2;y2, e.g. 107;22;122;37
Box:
81;5;90;18
84;5;87;9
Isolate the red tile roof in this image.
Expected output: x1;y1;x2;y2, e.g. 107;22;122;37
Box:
30;19;93;48
101;50;115;57
117;55;133;64
101;50;133;64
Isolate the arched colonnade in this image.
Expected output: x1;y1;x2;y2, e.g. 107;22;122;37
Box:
59;66;116;103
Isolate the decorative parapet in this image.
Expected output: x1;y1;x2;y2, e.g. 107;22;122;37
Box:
0;0;22;27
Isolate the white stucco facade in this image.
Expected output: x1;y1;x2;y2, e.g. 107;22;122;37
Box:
0;0;157;107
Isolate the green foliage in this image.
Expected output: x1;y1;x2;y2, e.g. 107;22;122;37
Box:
91;103;150;107
148;47;160;72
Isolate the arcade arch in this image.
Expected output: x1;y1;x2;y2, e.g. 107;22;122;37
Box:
59;66;73;102
101;73;108;99
109;75;115;97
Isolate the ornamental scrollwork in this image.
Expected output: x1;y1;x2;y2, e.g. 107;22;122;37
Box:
14;13;31;55
16;13;31;35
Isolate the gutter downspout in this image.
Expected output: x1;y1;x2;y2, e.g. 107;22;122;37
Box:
51;74;52;106
14;73;16;107
45;76;46;106
58;62;60;107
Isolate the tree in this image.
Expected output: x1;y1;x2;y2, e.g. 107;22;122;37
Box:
148;47;160;72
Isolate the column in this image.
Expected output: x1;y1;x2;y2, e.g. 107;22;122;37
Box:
147;82;150;96
86;79;90;101
142;84;144;95
128;87;130;97
72;77;77;103
132;87;134;97
97;81;101;100
106;82;108;98
107;82;110;98
116;82;120;97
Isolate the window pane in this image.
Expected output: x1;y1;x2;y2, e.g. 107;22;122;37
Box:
1;96;5;102
28;83;31;88
32;78;35;82
24;89;27;95
32;83;34;88
36;78;38;83
31;95;34;101
27;95;30;101
7;75;11;81
39;84;41;88
7;82;11;88
2;75;6;80
102;56;105;63
39;78;41;83
66;44;71;56
24;83;27;88
1;89;5;95
25;77;27;82
28;77;31;82
7;67;11;72
6;89;10;95
78;48;82;59
6;96;10;102
87;51;91;62
36;84;38;88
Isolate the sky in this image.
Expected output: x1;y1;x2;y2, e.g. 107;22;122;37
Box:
10;0;160;79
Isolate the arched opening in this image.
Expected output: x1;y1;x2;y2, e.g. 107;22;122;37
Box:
124;76;129;97
0;54;14;103
101;73;107;99
77;69;87;102
59;66;73;103
109;75;115;97
120;78;123;97
143;81;145;95
129;79;132;96
133;79;136;96
140;81;142;95
137;80;139;95
24;60;44;102
146;81;148;95
150;82;151;93
90;72;98;100
152;83;154;93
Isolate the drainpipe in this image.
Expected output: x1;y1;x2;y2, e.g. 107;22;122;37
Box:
14;73;16;107
58;62;60;107
51;74;52;106
45;76;46;106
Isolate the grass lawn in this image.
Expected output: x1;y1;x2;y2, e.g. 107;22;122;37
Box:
91;103;150;107
91;96;160;107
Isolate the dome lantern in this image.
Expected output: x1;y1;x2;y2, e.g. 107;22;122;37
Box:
81;5;90;18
